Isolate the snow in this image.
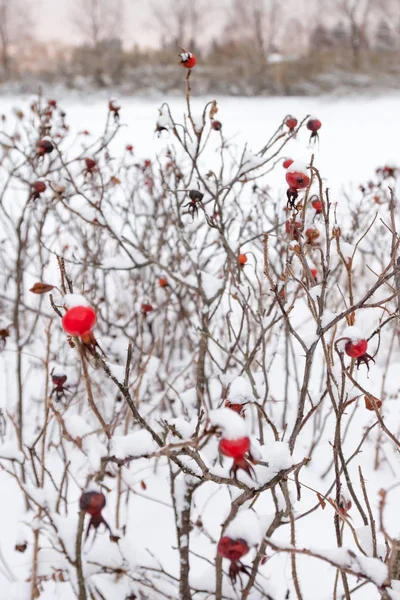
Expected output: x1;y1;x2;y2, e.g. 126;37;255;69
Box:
286;159;309;174
227;376;255;405
341;325;364;342
208;408;248;439
1;91;400;600
111;430;158;459
224;509;262;546
63;294;90;308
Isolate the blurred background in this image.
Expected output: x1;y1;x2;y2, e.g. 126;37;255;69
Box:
2;0;400;95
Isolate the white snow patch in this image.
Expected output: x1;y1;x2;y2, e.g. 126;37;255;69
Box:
208;408;248;439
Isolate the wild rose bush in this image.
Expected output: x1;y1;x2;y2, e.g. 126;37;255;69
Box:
0;75;399;600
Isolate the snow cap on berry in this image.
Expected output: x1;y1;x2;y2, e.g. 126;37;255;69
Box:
180;51;192;62
342;325;364;343
227;376;255;406
64;294;90;309
209;408;248;439
286;160;309;174
225;509;263;547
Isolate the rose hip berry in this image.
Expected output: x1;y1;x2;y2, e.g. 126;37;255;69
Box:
224;400;245;416
142;303;153;314
84;158;97;176
285;116;297;131
307;118;322;143
312;198;323;214
212;120;222;131
31;180;47;200
238;254;248;266
286;165;310;209
219;436;255;479
345;338;368;358
219;437;250;458
62;306;97;337
37;139;54;155
218;536;250;584
80;491;106;516
80;491;114;541
344;338;374;370
283;158;294;169
180;51;196;69
158;277;168;288
286;170;310;190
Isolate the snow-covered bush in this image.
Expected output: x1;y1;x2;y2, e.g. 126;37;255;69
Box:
0;79;399;600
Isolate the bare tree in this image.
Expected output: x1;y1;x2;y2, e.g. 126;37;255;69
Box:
71;0;124;48
70;0;125;84
325;0;383;66
150;0;213;50
0;0;33;78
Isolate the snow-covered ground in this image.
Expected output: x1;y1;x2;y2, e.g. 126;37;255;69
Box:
0;92;400;600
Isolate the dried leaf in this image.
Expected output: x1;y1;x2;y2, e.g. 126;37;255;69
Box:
209;100;218;120
364;395;382;411
15;542;27;553
345;312;356;326
29;282;55;294
140;480;147;490
317;493;326;509
110;176;121;185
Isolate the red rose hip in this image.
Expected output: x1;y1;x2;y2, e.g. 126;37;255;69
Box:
62;306;97;337
345;338;368;358
180;51;196;69
219;436;250;459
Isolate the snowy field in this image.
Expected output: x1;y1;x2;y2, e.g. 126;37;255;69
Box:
0;91;399;600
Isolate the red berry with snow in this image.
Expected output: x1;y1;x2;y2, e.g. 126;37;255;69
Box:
217;536;249;561
345;338;368;359
212;120;222;131
285;116;297;131
283;158;294;169
310;268;317;279
219;436;250;459
62;306;97;337
286;170;310;190
180;51;196;69
158;277;168;288
238;253;248;265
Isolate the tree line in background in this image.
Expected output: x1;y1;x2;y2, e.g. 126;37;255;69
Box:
2;0;400;92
